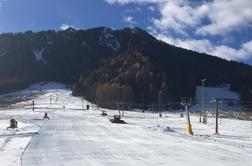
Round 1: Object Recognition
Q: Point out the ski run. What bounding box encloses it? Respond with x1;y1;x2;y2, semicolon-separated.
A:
0;82;251;166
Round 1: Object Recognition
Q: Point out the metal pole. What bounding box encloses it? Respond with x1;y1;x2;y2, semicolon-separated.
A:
200;79;206;122
202;80;205;115
82;98;84;110
32;101;35;111
185;105;191;125
200;84;203;122
19;88;22;101
202;79;207;124
122;103;125;117
185;102;193;135
159;91;162;117
215;99;219;135
117;102;121;118
142;94;145;113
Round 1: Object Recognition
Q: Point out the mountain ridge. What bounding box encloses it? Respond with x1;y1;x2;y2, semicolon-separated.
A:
0;26;252;105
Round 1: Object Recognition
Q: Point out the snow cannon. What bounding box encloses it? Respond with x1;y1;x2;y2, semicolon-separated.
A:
101;111;107;116
43;113;50;119
186;124;193;135
7;119;18;130
110;115;126;124
181;97;193;135
203;114;207;124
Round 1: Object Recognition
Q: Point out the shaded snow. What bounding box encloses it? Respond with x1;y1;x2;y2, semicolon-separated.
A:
81;41;86;46
0;51;7;57
33;49;46;63
195;86;241;111
46;41;53;45
196;85;240;101
129;27;140;34
99;28;120;51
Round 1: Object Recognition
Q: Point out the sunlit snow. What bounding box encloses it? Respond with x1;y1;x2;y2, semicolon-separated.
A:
0;82;251;166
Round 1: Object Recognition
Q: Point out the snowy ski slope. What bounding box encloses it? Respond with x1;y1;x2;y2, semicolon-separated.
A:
194;85;242;112
0;82;251;166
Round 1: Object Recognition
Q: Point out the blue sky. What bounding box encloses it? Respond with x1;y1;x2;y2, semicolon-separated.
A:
0;0;252;64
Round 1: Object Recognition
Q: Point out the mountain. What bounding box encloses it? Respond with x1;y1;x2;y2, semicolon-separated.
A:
0;27;252;106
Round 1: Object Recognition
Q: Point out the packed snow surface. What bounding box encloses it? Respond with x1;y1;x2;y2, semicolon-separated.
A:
0;82;251;166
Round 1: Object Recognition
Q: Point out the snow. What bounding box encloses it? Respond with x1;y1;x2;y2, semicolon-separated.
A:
64;27;78;33
33;49;46;63
129;27;140;34
99;28;120;51
195;86;242;111
81;41;86;46
0;51;7;57
46;41;53;45
196;85;240;102
0;82;252;166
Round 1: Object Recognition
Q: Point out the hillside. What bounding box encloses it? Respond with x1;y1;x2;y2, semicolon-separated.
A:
0;27;252;105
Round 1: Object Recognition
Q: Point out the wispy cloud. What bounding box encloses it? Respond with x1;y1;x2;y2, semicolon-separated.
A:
0;0;6;6
124;7;142;13
105;0;165;4
106;0;252;36
153;32;252;61
196;0;252;36
105;0;252;62
123;16;136;24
